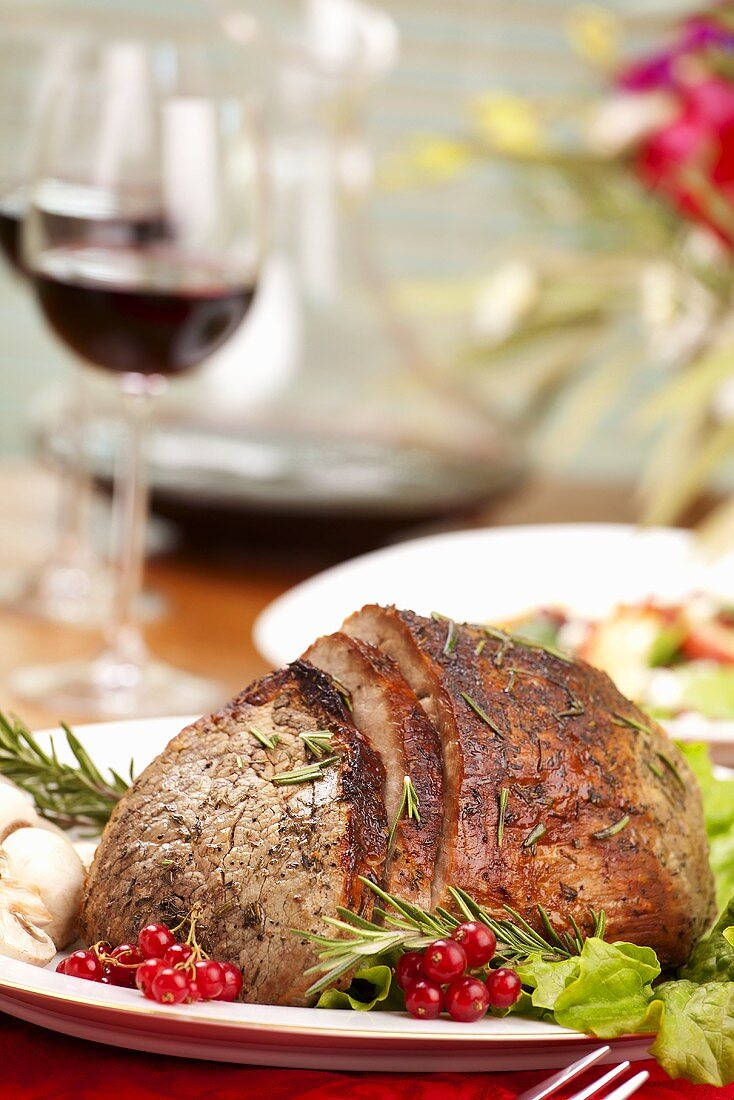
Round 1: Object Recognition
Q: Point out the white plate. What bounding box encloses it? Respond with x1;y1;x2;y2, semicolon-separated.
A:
254;522;734;763
0;716;654;1071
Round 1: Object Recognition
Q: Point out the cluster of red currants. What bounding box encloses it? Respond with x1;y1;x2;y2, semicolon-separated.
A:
396;921;522;1022
56;921;243;1006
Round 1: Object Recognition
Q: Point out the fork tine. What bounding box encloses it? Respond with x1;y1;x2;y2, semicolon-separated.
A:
568;1061;631;1100
516;1046;611;1100
600;1071;650;1100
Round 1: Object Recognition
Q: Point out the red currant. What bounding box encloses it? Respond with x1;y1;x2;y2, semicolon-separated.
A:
55;958;68;975
185;978;201;1004
151;966;189;1005
404;978;444;1020
135;957;165;1000
452;922;497;968
105;944;145;988
64;949;104;983
486;967;522;1009
193;959;225;1001
396;951;425;991
217;962;243;1002
421;939;467;984
138;922;176;959
445;976;490;1022
163;943;194;967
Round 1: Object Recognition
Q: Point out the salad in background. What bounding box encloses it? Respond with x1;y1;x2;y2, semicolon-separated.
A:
507;598;734;722
504;598;734;910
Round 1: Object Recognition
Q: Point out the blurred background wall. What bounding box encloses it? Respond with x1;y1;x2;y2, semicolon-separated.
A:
0;0;699;486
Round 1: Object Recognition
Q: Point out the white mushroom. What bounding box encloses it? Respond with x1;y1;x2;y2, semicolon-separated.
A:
2;828;85;949
0;783;40;843
0;852;56;967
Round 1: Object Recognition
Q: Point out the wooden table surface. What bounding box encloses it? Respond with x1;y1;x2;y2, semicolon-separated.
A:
0;462;639;730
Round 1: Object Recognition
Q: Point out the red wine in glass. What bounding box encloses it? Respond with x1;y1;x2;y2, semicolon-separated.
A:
34;247;256;376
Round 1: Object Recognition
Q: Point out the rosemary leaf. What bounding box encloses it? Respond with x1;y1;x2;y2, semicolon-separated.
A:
271;755;339;787
611;712;653;735
593;814;630;840
443;619;458;655
299;731;333;759
459;692;504;737
249;726;279;751
497;787;509;847
474;638;487;657
648;760;665;779
387;776;421;852
522;822;547;848
656;752;687;789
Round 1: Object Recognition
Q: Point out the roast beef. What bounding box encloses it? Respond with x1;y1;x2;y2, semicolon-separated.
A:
303;632;443;907
343;605;715;967
79;662;387;1006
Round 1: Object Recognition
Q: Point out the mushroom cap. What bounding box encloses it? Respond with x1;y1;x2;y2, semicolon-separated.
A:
2;828;85;950
0;853;56;967
0;784;40;843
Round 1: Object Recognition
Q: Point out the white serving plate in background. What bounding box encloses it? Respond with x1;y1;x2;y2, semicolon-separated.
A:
254;523;734;763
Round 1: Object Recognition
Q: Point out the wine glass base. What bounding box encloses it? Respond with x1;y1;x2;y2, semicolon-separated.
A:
10;654;225;719
0;567;166;627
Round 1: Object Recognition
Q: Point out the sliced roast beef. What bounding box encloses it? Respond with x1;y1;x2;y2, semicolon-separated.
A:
343;604;715;966
303;632;443;908
79;662;387;1006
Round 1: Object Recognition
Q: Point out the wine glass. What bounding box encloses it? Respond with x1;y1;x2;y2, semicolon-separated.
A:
0;27;114;625
12;34;265;716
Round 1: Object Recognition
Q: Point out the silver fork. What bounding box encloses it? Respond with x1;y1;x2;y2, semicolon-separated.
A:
516;1046;650;1100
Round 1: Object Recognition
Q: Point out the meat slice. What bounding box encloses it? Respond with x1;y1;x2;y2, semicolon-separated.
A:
303;632;443;907
79;662;387;1006
343;605;715;967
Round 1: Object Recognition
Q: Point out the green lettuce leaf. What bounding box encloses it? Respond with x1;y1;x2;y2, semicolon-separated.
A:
681;898;734;984
710;831;734;911
679;742;734;837
677;666;734;721
516;954;581;1010
650;980;734;1086
315;965;399;1011
551;939;661;1038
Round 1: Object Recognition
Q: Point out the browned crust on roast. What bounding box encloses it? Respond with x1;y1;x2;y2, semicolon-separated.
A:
79;664;387;1005
346;605;715;967
303;633;443;907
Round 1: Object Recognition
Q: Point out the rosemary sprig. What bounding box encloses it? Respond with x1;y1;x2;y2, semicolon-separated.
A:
592;814;630;840
497;787;509;847
0;712;130;832
272;755;339;787
387;776;421;851
249;726;279;751
297;879;608;995
459;692;504;737
299;731;333;759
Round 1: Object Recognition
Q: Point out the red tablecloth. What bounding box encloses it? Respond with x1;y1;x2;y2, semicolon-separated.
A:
3;1013;734;1100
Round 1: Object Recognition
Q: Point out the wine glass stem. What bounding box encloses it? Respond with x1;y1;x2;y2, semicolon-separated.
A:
53;376;92;568
105;380;153;668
